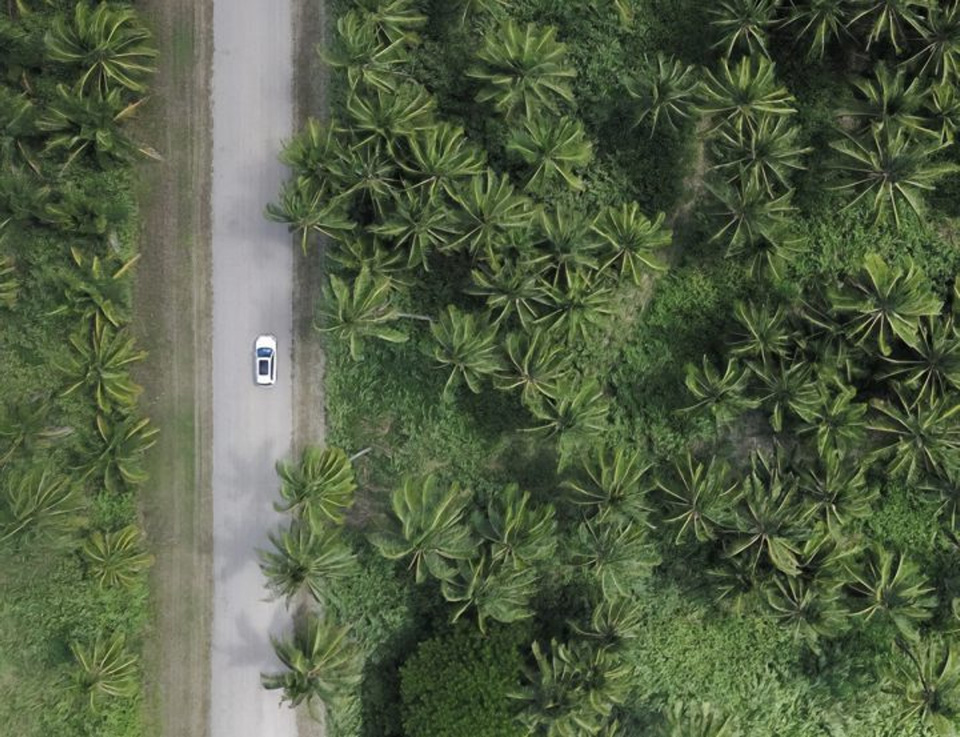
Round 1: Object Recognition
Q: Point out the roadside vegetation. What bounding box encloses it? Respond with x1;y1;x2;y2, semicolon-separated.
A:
0;2;157;736
263;0;960;735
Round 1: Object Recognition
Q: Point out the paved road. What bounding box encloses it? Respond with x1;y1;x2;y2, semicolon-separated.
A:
210;2;297;737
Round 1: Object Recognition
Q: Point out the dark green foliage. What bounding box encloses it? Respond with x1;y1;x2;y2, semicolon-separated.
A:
297;1;960;736
399;624;527;737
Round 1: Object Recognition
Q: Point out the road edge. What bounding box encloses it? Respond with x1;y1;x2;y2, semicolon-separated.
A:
133;2;214;736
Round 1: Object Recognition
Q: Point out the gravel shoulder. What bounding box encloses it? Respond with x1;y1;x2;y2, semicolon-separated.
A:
132;2;214;737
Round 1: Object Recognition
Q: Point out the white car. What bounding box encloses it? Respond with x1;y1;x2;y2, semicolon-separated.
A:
254;335;277;385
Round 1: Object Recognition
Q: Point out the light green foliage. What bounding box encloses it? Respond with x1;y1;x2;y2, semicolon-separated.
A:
262;613;363;716
81;525;154;589
260;521;358;603
317;267;408;360
70;632;139;712
429;305;502;398
467;20;576;119
45;2;157;98
275;446;358;527
368;475;475;583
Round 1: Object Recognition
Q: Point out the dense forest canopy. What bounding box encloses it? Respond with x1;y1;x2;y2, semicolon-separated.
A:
261;0;960;736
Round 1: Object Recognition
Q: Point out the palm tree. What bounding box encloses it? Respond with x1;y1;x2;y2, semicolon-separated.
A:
430;306;502;399
0;466;84;544
514;639;631;737
327;231;410;286
730;300;794;365
591;203;670;284
711;0;779;58
440;555;539;632
881;317;960;401
831;127;957;228
523;377;610;438
706;177;796;249
448;170;532;263
327;139;399;218
45;2;157;98
570;596;645;654
764;574;850;646
829;253;942;355
0;170;50;224
42;182;133;236
534;205;604;285
262;614;362;714
926;82;960;144
910;3;960;83
573;517;660;598
840;63;932;135
796;450;878;535
53;248;138;330
846;546;937;638
279;117;343;185
495;329;572;402
709;555;764;615
468;20;576;120
0;397;72;466
350;0;427;45
81;413;158;494
81;525;154;589
782;0;854;60
657;701;738;737
748;358;819;432
274;446;357;527
795;383;869;456
697;56;797;134
346;82;436;151
70;632;139;712
316;267;408;361
474;483;557;569
59;320;146;414
0;87;39;174
869;386;960;481
506;116;593;193
563;446;653;523
368;475;476;583
371;187;458;269
38;85;158;171
260;521;357;603
884;637;960;736
449;0;508;27
725;451;805;576
399;122;487;198
536;268;615;343
266;177;356;253
711;116;811;195
467;262;549;329
847;0;930;53
683;356;758;426
656;453;739;543
0;255;16;309
625;53;699;134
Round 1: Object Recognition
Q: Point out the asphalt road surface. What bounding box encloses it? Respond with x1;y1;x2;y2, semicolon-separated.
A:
210;2;297;736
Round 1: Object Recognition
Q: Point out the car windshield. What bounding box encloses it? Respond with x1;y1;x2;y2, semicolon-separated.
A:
258;359;270;376
257;347;273;357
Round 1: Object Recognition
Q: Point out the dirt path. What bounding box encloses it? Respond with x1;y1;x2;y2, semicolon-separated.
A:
132;2;213;737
